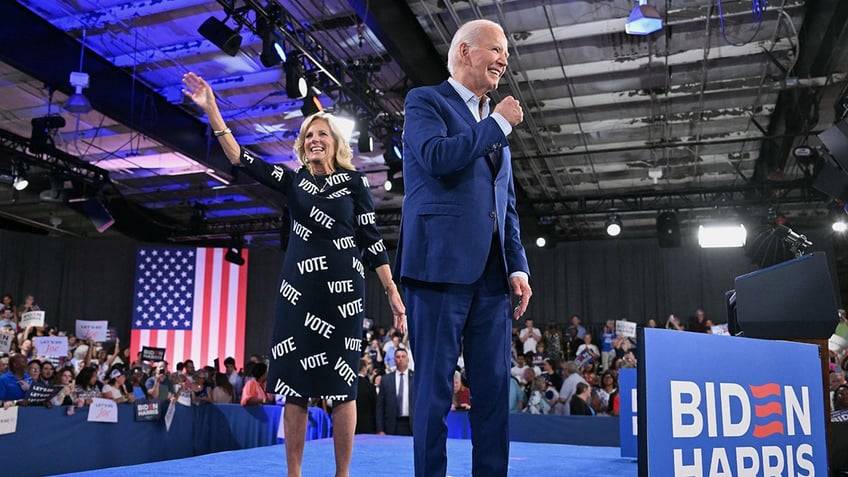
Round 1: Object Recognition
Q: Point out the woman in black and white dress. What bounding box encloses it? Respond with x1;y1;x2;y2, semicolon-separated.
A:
182;71;405;477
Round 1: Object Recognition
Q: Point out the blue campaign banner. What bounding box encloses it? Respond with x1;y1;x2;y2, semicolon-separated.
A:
619;367;637;459
641;328;827;476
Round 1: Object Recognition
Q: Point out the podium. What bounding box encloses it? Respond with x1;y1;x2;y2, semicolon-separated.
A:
728;251;840;474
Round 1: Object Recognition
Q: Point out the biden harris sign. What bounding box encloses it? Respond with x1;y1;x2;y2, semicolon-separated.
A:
638;328;827;477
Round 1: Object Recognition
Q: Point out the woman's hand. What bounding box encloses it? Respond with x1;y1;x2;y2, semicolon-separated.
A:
182;72;217;112
386;285;406;335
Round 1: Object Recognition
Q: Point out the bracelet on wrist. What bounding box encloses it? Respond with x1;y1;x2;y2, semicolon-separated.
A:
213;127;231;137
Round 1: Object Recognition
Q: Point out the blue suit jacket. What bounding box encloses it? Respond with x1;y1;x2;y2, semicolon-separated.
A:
395;81;529;285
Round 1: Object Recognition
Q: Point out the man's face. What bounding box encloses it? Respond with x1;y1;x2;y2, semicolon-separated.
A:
458;24;508;95
185;361;195;373
831;372;846;390
525;320;533;329
395;350;409;372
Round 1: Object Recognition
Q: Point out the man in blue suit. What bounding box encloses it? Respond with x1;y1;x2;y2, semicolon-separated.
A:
395;18;533;477
376;347;413;435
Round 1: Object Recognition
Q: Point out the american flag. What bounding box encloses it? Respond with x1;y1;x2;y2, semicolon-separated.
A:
129;246;248;369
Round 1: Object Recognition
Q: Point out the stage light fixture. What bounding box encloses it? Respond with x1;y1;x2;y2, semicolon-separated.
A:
65;71;92;114
198;16;242;57
284;58;308;99
12;163;29;191
300;88;324;117
383;136;403;163
225;246;245;266
258;18;285;67
357;122;373;153
605;214;622;237
625;0;663;36
383;162;404;194
698;224;747;248
834;221;848;233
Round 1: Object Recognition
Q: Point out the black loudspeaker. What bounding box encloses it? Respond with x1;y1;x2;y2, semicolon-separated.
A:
819;119;848;170
81;198;115;233
813;156;848;201
656;211;680;248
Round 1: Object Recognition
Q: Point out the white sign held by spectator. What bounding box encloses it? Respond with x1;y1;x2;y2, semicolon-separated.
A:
711;324;730;336
615;320;637;338
0;332;13;354
0;406;18;435
165;400;176;432
76;320;109;342
33;336;68;357
87;398;118;423
21;311;45;328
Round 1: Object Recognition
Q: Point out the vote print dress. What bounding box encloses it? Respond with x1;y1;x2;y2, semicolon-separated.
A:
238;148;389;401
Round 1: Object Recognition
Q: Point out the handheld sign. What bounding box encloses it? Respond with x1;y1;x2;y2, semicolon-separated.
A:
21;311;45;328
0;332;12;354
133;400;161;422
141;346;166;362
87;398;119;423
615;319;637;338
75;320;109;342
0;406;18;436
33;336;68;357
25;383;62;404
164;400;176;432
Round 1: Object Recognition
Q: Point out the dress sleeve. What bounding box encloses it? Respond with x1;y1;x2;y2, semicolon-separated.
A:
236;147;294;194
352;173;390;270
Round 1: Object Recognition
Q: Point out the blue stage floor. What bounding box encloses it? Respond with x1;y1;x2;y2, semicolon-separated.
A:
51;435;637;477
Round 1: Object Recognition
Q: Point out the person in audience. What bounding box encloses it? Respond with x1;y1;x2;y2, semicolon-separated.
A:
646;318;658;328
581;361;598;387
38;360;55;386
665;313;684;331
355;358;377;434
451;371;471;411
531;342;546;368
563;327;582;360
211;373;235;404
223;357;244;401
241;362;273;406
599;320;615;371
74;366;102;404
524;376;551;414
521;367;535;404
51;367;83;408
508;373;525;413
18;294;41;319
592;371;617;416
1;293;16;317
0;308;15;330
510;352;530;385
182;359;196;382
608;388;621;416
519;318;541;355
540;357;562;390
689;308;709;333
575;334;600;364
0;356;8;375
568;314;587;340
543;322;563;360
129;367;149;400
101;367;134;404
833;384;848;422
0;353;31;404
383;333;401;372
570;382;594;416
146;361;173;401
555;361;587;415
376;347;413;436
608;356;624;379
26;359;41;386
831;370;846;404
190;369;212;405
95;339;121;382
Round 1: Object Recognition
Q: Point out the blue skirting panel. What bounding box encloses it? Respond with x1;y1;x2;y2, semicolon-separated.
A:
2;403;331;477
447;411;620;447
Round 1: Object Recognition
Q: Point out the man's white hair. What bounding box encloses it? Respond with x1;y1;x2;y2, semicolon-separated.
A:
446;19;504;76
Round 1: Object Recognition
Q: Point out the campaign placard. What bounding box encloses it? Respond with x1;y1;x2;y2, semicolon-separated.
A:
25;383;62;404
20;311;45;328
710;323;730;336
141;346;166;362
164;399;176;432
618;368;637;459
75;320;108;342
0;406;18;436
87;398;118;423
0;332;12;354
615;319;637;338
574;349;594;369
133;400;161;422
33;336;68;357
638;328;827;476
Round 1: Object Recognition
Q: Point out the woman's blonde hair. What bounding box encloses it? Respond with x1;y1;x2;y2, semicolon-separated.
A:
293;112;355;172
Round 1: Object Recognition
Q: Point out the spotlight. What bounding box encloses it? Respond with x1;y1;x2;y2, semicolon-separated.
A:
284;58;308;99
225;247;245;266
300;88;323;117
383;162;404;194
12;163;28;191
358;122;373;153
198;16;242;57
698;224;747;248
834;221;848;233
383;136;403;163
625;0;663;36
65;72;92;114
656;211;680;248
30;115;66;153
258;18;285;67
605;214;622;237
